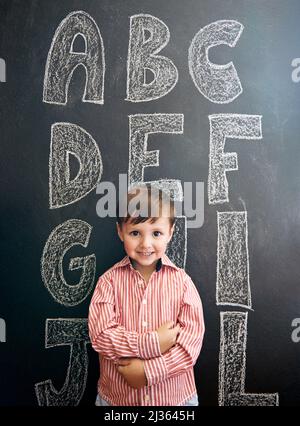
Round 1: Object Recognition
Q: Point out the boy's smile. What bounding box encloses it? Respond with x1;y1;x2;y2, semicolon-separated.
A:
117;217;174;278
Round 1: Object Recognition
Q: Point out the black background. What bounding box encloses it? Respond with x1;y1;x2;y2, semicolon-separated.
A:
0;0;300;406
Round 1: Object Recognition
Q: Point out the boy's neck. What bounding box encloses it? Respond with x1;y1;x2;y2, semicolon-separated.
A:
130;258;159;281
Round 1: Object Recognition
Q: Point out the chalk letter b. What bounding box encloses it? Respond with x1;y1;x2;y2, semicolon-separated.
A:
127;14;178;102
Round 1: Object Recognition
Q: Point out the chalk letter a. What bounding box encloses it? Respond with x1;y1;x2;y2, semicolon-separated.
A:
43;11;105;105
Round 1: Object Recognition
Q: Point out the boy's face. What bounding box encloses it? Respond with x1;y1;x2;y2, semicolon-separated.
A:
116;217;174;272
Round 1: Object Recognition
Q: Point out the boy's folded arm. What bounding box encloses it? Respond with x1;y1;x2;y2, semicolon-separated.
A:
88;277;161;361
144;277;205;386
89;318;161;361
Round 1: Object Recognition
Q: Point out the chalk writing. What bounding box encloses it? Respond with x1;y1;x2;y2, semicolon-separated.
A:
35;319;89;406
189;20;243;104
127;14;178;102
217;211;251;309
49;122;103;208
128;113;184;185
166;216;187;269
219;312;279;406
0;58;6;83
0;318;6;343
43;11;105;105
208;114;262;204
41;219;96;307
128;114;186;267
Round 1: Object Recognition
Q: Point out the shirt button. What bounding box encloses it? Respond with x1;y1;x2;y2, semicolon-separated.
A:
145;395;150;402
142;299;147;304
142;321;147;327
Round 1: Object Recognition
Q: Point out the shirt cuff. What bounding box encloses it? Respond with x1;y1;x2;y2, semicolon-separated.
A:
138;331;161;359
144;356;168;386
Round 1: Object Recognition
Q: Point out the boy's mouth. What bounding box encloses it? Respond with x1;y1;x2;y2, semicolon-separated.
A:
137;252;154;256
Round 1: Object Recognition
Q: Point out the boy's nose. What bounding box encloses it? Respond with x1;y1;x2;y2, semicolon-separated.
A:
140;236;152;248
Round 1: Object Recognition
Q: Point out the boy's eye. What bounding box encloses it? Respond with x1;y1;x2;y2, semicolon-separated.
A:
153;231;162;237
130;230;140;236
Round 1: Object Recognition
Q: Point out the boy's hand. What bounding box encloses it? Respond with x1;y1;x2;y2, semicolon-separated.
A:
118;358;147;389
156;321;180;354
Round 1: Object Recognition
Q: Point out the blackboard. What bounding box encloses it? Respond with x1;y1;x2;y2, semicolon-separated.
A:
1;0;300;406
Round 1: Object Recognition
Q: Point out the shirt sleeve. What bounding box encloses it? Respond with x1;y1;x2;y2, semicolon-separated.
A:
144;274;205;385
88;274;161;362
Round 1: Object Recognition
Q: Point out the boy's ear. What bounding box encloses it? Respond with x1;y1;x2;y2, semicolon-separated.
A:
116;222;124;242
168;224;175;242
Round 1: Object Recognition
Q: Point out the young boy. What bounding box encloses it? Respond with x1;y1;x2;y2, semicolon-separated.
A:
88;184;205;406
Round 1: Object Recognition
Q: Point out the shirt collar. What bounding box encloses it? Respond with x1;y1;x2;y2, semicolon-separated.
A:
113;253;179;272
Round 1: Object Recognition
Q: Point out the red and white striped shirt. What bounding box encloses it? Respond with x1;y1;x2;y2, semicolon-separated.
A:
88;253;205;406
